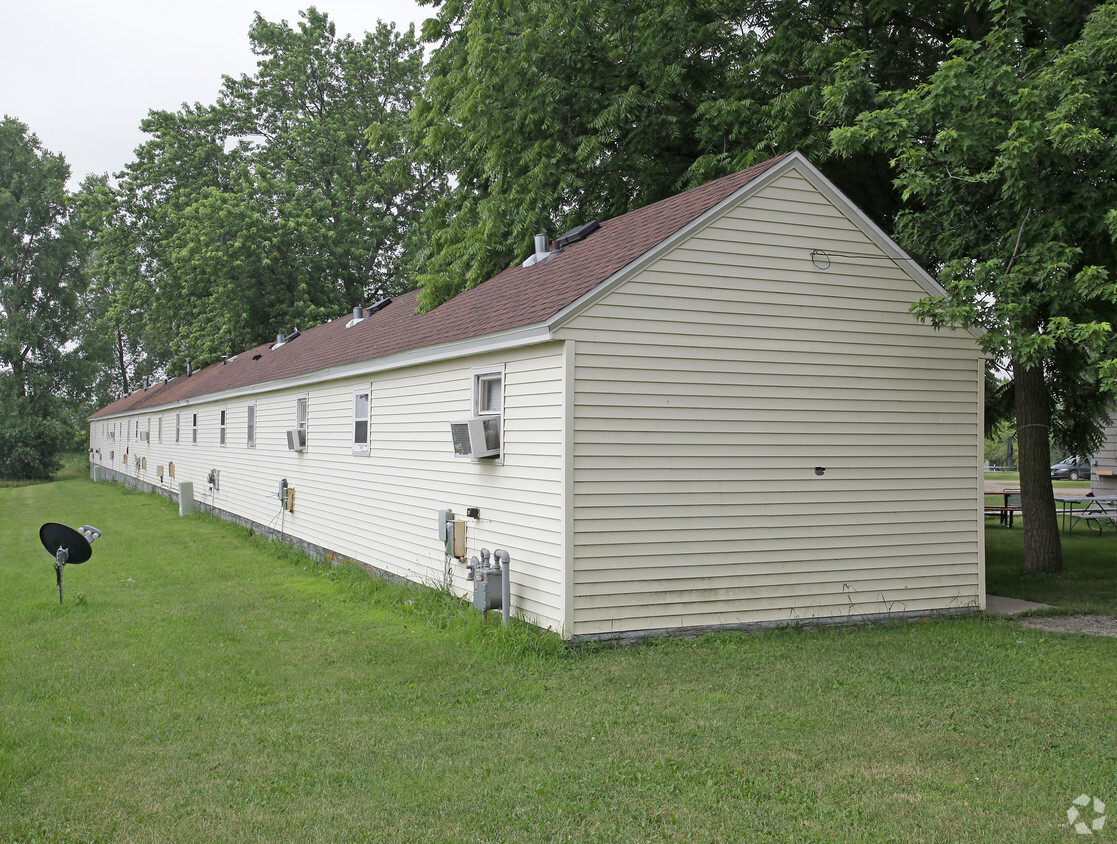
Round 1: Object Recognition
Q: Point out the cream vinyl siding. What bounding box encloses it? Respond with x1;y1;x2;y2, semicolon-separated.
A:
1095;417;1117;494
557;167;983;637
89;344;568;633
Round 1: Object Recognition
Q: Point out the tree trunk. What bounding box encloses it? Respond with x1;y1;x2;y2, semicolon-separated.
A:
116;330;129;395
1013;357;1063;573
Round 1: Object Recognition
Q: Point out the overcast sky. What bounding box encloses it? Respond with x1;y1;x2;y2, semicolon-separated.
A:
2;0;429;185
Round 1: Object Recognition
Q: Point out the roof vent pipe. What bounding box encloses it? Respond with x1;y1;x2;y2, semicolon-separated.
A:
346;305;369;328
522;233;552;268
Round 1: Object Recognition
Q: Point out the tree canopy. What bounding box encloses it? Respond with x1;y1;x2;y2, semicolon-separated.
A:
0;118;89;479
832;1;1117;571
96;8;433;379
410;0;984;309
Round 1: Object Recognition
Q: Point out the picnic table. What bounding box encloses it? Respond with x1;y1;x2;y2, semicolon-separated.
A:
985;489;1023;527
1053;495;1117;534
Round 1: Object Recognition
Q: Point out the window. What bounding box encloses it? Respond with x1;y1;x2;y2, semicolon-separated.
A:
192;412;198;444
353;389;370;453
219;409;227;446
158;415;163;444
473;367;503;416
470;366;504;459
175;413;181;443
296;396;308;445
135;420;141;439
247;402;256;448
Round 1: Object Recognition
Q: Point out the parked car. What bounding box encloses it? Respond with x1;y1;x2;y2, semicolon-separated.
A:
1051;456;1091;481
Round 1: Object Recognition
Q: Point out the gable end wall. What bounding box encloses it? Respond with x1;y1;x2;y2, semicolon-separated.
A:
558;166;985;638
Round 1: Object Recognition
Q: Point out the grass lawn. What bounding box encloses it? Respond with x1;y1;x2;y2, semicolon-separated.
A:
985;519;1117;615
2;468;1115;842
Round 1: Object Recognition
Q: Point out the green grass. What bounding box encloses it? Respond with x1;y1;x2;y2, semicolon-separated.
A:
986;522;1117;614
2;476;1116;842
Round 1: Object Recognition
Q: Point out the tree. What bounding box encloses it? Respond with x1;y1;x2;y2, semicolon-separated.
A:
410;0;980;309
411;0;736;307
0;117;88;479
99;8;434;379
832;1;1117;572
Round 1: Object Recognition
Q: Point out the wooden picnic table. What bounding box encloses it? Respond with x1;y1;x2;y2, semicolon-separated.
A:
985;489;1023;528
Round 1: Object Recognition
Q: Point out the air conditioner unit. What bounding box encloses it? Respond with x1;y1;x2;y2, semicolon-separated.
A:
286;428;307;451
450;416;501;459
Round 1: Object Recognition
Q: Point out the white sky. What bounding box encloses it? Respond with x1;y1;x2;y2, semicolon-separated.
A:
1;0;430;185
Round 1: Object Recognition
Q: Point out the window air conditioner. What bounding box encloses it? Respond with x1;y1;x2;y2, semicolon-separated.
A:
450;416;501;459
286;428;307;451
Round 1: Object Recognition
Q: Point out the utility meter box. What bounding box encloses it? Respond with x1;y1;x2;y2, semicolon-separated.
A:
449;520;466;558
437;509;466;558
473;569;502;612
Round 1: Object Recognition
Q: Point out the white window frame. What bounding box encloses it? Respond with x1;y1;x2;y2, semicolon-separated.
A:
247;401;256;448
192;412;198;445
219;408;227;446
296;396;309;448
158;415;163;444
352;388;371;454
473;365;504;417
471;365;504;462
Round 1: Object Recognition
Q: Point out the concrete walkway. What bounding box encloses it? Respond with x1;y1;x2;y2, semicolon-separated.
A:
985;595;1053;614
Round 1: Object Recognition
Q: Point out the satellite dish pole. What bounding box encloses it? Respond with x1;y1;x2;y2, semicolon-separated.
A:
39;523;102;605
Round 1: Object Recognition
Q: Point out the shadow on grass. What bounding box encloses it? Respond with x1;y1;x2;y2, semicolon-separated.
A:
984;521;1117;614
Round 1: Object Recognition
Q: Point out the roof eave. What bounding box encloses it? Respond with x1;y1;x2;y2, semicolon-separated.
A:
88;322;555;420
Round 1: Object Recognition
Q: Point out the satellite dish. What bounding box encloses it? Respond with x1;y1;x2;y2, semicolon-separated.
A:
39;522;102;604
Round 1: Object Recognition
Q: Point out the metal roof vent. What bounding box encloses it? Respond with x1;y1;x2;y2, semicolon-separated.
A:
345;298;390;328
522;233;553;268
345;306;367;328
556;220;599;248
271;329;300;350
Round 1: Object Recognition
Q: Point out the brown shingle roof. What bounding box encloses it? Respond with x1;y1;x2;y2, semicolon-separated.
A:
92;154;790;419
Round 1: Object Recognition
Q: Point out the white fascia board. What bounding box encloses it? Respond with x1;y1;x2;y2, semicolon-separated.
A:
548;151;981;340
94;323;554;419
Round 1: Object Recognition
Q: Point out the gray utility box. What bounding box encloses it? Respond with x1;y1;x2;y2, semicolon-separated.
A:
473;570;502;612
179;481;195;516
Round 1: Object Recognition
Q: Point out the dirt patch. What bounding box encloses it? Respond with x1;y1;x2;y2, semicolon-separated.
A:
1019;615;1117;638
